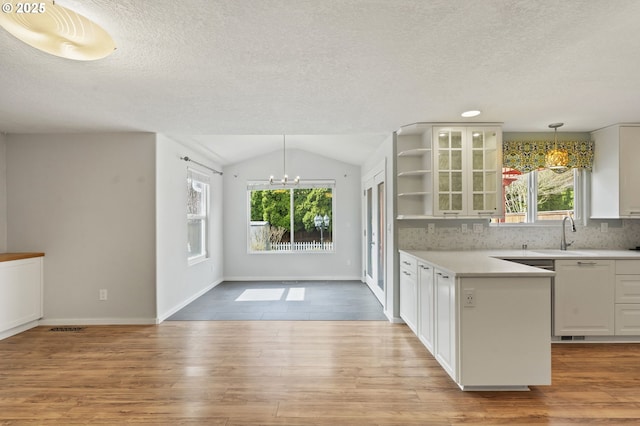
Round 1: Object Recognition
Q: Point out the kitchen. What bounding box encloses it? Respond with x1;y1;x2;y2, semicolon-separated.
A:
2;1;640;422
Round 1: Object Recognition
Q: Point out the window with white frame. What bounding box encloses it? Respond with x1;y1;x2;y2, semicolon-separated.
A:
494;168;583;224
248;181;335;252
187;169;210;262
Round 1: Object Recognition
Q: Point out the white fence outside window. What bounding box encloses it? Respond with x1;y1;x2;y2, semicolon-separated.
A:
270;241;334;251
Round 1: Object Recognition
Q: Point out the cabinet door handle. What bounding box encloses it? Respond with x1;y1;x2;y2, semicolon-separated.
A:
403;271;412;276
420;265;431;270
443;212;459;216
402;260;411;265
577;261;597;266
436;272;450;279
476;211;494;216
629;211;640;215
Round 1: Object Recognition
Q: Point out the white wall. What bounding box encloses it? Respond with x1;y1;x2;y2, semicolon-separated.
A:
6;133;157;324
0;133;6;252
223;148;361;280
155;134;224;320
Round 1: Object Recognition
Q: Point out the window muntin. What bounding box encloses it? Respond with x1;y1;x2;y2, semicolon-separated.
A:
248;182;334;252
498;168;579;224
187;169;209;262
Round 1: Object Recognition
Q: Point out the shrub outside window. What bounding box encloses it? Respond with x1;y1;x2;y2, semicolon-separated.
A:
248;181;335;252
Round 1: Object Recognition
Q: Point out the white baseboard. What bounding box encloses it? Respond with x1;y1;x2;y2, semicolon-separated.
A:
156;278;223;323
223;276;362;282
39;318;157;326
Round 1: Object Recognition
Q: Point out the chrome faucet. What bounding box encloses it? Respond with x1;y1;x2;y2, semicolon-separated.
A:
560;214;576;250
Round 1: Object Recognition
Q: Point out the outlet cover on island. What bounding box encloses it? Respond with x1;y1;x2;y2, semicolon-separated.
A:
461;223;468;233
428;223;435;234
473;223;483;233
99;289;108;301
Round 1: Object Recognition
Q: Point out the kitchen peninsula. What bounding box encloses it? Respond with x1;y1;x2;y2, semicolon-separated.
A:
400;248;640;391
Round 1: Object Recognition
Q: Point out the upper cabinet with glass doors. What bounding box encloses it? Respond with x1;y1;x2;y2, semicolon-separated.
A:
395;123;503;219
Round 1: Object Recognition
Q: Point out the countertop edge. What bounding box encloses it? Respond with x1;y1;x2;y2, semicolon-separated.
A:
0;253;45;263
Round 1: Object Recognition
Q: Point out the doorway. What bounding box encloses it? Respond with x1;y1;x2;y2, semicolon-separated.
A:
363;165;386;305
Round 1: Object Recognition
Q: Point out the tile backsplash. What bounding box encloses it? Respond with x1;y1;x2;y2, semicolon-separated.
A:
399;220;640;251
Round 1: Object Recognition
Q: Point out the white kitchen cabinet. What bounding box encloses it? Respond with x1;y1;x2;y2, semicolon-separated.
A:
434;126;502;218
554;259;615;336
395;123;502;219
399;253;418;333
0;255;44;340
615;260;640;335
417;261;434;354
591;125;640;219
434;268;457;381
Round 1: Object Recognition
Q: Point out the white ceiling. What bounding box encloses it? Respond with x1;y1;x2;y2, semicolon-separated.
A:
1;0;640;165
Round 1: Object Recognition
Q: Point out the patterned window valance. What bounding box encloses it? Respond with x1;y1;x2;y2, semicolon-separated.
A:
503;140;594;173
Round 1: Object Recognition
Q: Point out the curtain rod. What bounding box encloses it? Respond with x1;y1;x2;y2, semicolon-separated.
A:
180;156;223;175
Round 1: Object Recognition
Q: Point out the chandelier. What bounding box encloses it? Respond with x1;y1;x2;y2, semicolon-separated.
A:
269;135;299;185
545;122;569;171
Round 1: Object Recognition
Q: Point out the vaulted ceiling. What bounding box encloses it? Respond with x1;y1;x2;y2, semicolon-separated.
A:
1;0;639;165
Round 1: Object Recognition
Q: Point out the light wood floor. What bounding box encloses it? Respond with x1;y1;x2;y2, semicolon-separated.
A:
1;322;640;425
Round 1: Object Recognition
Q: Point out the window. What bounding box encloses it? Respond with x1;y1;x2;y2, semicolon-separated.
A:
187;169;210;263
248;181;335;252
496;168;582;224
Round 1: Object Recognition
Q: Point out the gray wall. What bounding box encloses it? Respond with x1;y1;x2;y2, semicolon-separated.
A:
155;134;224;320
6;133;157;324
223;148;361;280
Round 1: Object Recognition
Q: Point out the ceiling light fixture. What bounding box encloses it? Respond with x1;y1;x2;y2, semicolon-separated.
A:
545;122;569;171
461;110;481;118
0;0;116;61
270;135;299;185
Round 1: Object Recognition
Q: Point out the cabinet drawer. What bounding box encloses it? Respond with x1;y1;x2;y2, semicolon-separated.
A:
616;260;640;275
399;253;418;276
615;275;640;303
615;304;640;335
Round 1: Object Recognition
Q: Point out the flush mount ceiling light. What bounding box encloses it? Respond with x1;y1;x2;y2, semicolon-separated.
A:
545;122;569;171
461;110;481;118
0;0;116;61
269;135;300;185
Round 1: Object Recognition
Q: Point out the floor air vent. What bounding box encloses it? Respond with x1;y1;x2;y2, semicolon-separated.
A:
49;327;84;332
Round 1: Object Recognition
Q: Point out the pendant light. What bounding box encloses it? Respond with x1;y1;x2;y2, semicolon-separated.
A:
545;122;569;171
269;135;299;185
0;0;116;61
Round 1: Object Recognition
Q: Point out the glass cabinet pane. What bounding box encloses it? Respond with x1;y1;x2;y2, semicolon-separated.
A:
452;194;463;210
473;194;484;210
472;151;483;170
473;172;483;191
439;194;450;210
451;172;463;192
451;132;462;148
451;150;462;170
439;151;450;169
439;172;450;191
472;131;484;149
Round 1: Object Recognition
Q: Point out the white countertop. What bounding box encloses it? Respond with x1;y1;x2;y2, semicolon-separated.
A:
400;249;640;278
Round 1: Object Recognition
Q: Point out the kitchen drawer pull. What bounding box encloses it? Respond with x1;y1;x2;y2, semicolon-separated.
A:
420;265;431;270
577;261;597;266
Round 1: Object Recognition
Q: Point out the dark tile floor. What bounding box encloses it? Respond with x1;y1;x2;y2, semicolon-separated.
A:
167;280;386;321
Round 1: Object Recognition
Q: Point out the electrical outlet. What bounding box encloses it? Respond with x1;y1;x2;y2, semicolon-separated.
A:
463;289;475;307
461;223;468;233
99;289;108;301
428;223;435;234
473;223;483;233
601;222;608;233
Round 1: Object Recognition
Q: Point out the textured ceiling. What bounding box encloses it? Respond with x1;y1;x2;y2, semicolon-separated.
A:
1;0;640;165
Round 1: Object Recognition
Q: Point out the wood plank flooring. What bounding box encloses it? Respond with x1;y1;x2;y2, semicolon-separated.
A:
1;322;640;425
